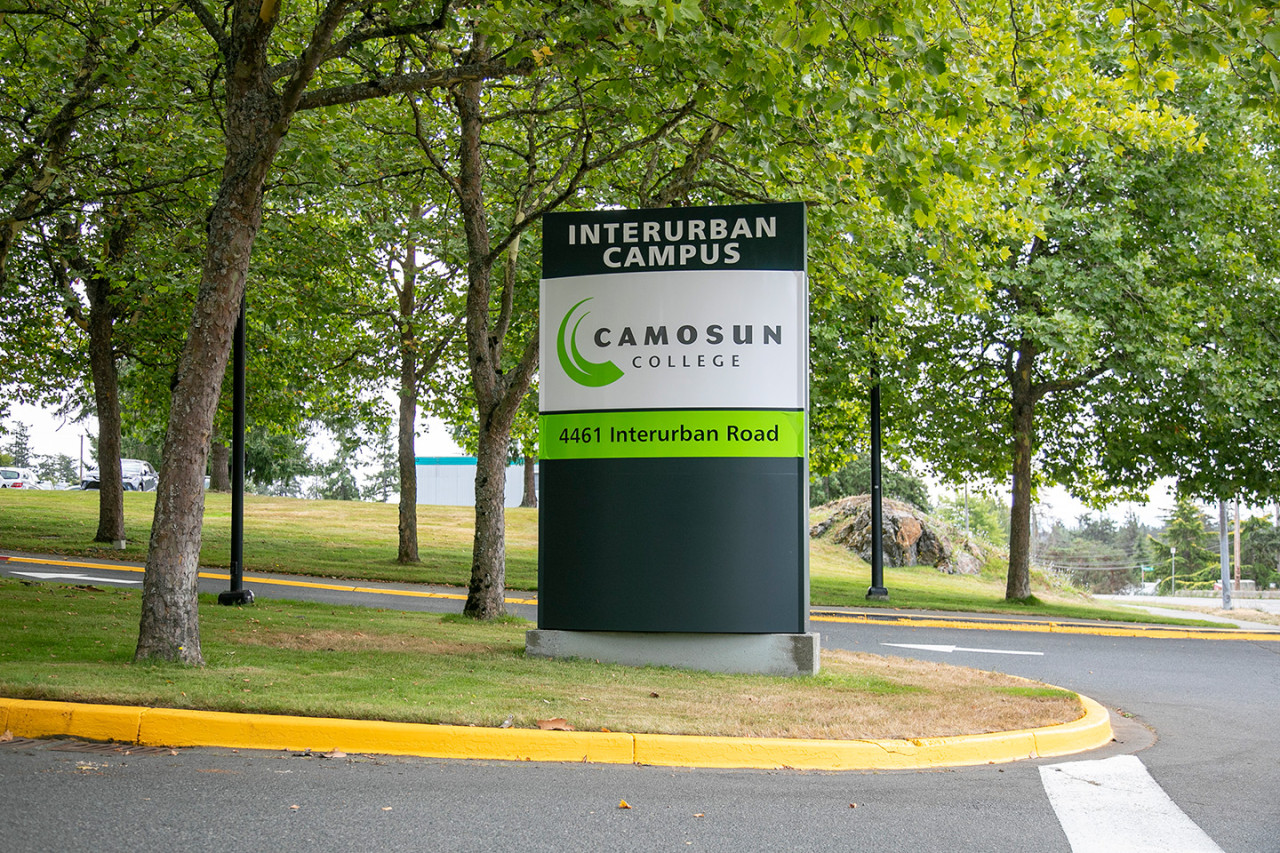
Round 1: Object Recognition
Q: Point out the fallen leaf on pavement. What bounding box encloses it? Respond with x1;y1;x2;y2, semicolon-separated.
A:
0;730;13;743
536;718;574;731
618;800;632;810
322;749;347;759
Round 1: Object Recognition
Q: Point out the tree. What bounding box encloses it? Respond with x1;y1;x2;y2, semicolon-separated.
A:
1;3;220;543
333;184;464;563
1117;511;1155;570
892;59;1280;600
34;453;77;486
1240;515;1280;589
810;457;931;511
0;2;189;280
387;206;461;561
311;437;362;501
1151;493;1218;591
243;428;311;497
934;490;1011;546
2;422;34;467
137;0;529;663
425;9;759;618
362;422;400;504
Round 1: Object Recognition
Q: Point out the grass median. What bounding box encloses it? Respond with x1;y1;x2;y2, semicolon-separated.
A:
0;489;1220;625
0;578;1082;740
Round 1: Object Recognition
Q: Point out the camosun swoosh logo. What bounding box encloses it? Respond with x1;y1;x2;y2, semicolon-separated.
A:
557;297;624;387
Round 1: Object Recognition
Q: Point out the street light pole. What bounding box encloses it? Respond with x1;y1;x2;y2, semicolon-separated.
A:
866;374;888;601
218;294;254;607
866;312;888;601
1170;546;1176;596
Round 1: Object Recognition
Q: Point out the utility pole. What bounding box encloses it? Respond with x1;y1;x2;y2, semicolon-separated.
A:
1233;498;1242;591
1219;500;1232;611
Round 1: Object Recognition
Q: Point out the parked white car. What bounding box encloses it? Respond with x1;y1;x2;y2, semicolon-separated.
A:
0;467;41;489
80;458;159;492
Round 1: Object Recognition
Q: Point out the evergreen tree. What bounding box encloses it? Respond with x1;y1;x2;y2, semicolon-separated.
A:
810;458;931;511
1151;494;1218;591
34;453;77;487
2;422;33;467
362;424;400;504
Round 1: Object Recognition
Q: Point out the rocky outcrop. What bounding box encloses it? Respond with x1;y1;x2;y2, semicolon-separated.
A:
810;495;987;574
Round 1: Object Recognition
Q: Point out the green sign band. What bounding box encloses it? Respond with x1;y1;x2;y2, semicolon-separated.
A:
541;410;805;460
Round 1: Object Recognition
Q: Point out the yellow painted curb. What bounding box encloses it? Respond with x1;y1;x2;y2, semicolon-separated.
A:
0;697;143;744
631;694;1111;770
137;707;635;764
0;693;1112;771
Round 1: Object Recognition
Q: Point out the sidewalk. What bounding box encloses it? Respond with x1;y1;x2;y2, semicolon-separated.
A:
1094;595;1280;633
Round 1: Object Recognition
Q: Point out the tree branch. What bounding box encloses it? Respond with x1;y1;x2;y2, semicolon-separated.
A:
181;0;227;52
296;58;534;111
268;0;456;83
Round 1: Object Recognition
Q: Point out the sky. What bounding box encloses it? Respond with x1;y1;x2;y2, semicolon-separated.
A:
8;403;90;466
1031;482;1176;529
5;402;463;470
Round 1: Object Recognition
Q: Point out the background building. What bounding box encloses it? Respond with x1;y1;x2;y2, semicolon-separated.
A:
414;457;533;507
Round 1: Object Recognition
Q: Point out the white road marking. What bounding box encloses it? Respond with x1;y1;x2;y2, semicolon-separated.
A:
880;642;1044;656
1041;755;1223;852
10;571;142;585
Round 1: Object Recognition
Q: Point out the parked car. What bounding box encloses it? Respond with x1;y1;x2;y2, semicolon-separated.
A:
80;458;159;492
0;467;41;489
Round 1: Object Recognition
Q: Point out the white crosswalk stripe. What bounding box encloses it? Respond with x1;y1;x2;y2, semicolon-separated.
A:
1041;755;1223;852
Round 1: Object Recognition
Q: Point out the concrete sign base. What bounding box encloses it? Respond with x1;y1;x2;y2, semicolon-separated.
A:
526;630;820;677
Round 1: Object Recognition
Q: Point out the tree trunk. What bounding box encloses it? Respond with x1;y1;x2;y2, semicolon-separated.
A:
397;221;420;563
138;157;273;663
85;266;125;544
456;61;509;620
137;5;288;665
209;439;231;491
1006;340;1037;601
520;453;537;508
452;54;540;619
467;422;510;618
397;388;420;563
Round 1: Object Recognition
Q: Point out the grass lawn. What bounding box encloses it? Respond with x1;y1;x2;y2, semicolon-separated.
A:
0;489;1212;625
0;578;1082;739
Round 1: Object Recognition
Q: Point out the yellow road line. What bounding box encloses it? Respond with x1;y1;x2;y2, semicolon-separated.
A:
811;612;1280;642
0;555;538;606
6;554;1272;637
1;555;140;572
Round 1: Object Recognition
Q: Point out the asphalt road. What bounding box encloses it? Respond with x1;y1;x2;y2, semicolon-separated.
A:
2;553;1278;852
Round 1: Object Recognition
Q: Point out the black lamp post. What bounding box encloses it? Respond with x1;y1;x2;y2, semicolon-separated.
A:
219;294;254;606
866;370;889;601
